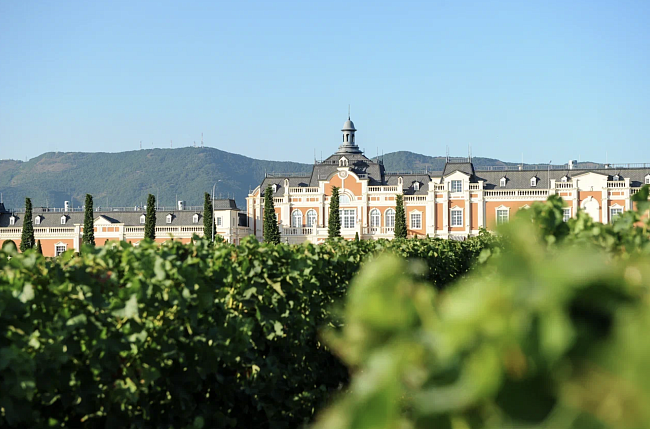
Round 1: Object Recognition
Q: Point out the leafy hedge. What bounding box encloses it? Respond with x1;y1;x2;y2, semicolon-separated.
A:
313;186;650;429
0;234;493;428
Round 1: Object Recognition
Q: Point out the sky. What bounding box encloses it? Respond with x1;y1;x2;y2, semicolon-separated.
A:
0;0;648;165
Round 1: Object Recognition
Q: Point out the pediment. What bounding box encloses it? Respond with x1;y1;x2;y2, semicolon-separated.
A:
94;215;116;225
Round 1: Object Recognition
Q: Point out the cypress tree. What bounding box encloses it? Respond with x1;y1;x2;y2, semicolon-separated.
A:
394;193;407;238
328;186;341;239
20;197;35;251
203;192;215;241
145;194;156;240
354;231;359;241
82;194;95;246
36;240;43;254
263;185;280;244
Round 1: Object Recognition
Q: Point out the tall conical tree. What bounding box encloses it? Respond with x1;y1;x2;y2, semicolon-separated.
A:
36;240;43;255
82;194;95;246
394;193;407;238
354;231;360;241
20;197;35;251
145;194;156;240
203;192;215;242
328;186;341;239
263;185;280;244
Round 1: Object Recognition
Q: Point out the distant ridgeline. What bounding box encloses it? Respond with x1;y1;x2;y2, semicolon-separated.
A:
0;147;599;210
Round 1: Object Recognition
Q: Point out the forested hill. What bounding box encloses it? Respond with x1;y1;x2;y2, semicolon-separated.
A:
0;148;591;210
0;148;311;210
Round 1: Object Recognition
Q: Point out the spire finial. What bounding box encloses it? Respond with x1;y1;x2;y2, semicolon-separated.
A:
348;104;350;120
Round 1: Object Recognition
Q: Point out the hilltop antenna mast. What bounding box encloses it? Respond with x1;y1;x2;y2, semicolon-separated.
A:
348;104;351;119
201;133;204;148
140;140;142;150
171;140;173;148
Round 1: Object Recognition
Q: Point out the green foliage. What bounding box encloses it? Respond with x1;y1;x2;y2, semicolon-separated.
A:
2;239;17;252
35;240;42;255
19;197;34;252
0;234;492;428
202;192;214;241
354;231;359;241
328;187;341;239
394;193;407;238
145;194;156;240
313;192;650;429
83;194;95;246
263;185;280;244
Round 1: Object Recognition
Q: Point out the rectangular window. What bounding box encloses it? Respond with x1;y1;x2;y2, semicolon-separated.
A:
496;209;509;225
339;209;356;229
450;180;462;193
55;245;66;256
563;208;571;222
610;207;623;221
410;212;422;229
450;209;463;227
216;217;223;226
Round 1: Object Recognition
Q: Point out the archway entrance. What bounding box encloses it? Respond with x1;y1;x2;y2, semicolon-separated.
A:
581;198;600;222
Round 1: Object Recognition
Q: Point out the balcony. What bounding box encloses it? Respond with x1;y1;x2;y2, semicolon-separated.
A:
404;196;427;202
607;181;626;188
288;187;320;194
555;183;573;189
484;189;549;198
368;186;398;192
363;226;395;235
282;227;314;236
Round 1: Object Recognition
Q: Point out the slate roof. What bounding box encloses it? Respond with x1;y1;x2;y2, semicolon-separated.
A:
442;162;475;178
0;199;239;228
475;168;650;189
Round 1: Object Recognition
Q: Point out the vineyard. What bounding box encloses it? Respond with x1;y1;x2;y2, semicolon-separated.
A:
1;187;649;429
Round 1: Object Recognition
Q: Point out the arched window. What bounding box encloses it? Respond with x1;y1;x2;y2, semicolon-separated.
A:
413;182;420;191
385;208;395;228
272;184;278;193
166;214;173;224
370;208;381;227
291;210;303;227
339;194;351;204
306;209;317;227
9;215;15;226
530;177;537;187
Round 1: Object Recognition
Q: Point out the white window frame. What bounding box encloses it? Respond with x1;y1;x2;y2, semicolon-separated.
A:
499;177;507;187
60;215;66;225
55;242;67;257
645;174;650;185
166;214;172;224
291;210;303;227
369;208;381;228
306;209;317;228
193;213;199;224
216;216;223;227
495;206;509;225
272;184;278;193
450;180;462;193
140;215;145;224
530;177;537;187
613;174;620;181
339;194;351;204
34;216;41;225
339;208;356;229
562;208;571;222
9;216;15;226
610;205;623;222
410;211;422;229
450;207;463;227
561;176;568;183
413;182;420;191
385;208;395;228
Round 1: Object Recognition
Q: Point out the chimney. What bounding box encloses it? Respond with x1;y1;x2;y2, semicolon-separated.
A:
64;201;70;212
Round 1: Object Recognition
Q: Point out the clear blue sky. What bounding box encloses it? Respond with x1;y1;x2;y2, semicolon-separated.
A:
1;0;648;165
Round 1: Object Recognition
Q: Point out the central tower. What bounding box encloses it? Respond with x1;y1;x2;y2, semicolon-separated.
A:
336;117;362;154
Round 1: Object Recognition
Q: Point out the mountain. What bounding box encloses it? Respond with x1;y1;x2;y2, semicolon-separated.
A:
0;148;597;210
0;148;311;210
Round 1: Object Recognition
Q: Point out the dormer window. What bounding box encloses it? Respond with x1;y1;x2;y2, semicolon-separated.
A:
339;157;349;167
140;214;145;224
60;215;66;225
272;184;278;193
613;174;620;181
193;213;199;224
530;177;537;187
413;182;420;191
166;214;172;224
561;176;568;183
500;177;507;187
9;215;15;226
645;174;650;185
34;216;41;225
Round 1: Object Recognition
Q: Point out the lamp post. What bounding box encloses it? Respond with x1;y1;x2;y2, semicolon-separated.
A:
548;161;552;189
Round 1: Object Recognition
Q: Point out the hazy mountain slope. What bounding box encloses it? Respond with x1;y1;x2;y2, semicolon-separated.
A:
0;148;311;210
375;151;516;172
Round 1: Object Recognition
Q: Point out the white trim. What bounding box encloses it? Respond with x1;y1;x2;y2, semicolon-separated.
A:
60;215;67;225
450;206;463;227
192;213;199;224
645;174;650;185
291;209;303;227
495;205;510;225
54;241;67;256
450;179;462;193
34;215;42;225
166;214;173;224
306;209;317;228
562;207;571;222
409;209;422;229
140;214;146;224
9;215;15;226
530;177;537;187
610;203;624;222
384;208;395;228
499;177;506;187
369;208;381;228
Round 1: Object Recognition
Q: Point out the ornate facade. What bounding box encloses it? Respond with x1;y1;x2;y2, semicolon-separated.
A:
246;118;650;243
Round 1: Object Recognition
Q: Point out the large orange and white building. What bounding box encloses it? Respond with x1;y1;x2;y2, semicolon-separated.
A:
0;199;249;257
246;118;650;243
2;118;649;254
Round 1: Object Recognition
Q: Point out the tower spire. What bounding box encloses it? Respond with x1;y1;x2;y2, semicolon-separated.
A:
348;104;350;120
